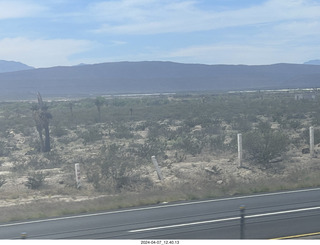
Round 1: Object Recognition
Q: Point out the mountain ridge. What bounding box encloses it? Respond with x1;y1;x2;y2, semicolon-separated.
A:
0;61;319;99
304;60;320;65
0;60;34;73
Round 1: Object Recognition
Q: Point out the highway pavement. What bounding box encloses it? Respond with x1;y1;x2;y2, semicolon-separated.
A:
1;187;320;239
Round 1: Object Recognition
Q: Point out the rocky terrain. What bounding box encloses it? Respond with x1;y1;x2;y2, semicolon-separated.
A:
0;91;319;222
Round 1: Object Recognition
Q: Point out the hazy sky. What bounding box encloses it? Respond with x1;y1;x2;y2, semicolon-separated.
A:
0;0;319;68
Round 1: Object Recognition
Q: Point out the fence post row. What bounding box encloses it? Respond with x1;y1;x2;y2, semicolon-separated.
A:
310;126;314;158
75;163;81;189
237;133;243;168
151;156;164;181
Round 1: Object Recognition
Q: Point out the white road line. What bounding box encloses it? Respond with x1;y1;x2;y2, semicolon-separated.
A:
129;206;320;233
247;206;320;218
129;217;240;232
1;187;320;228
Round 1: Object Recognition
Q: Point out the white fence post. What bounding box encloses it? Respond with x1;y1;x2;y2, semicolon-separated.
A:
151;156;164;181
75;163;81;189
237;133;243;167
310;126;315;157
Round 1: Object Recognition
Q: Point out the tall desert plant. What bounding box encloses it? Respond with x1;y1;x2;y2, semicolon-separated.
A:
94;96;106;122
32;92;52;152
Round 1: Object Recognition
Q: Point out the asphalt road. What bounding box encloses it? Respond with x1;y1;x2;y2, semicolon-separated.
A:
1;187;320;239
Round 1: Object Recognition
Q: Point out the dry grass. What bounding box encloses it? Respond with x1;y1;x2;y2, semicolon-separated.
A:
1;165;320;224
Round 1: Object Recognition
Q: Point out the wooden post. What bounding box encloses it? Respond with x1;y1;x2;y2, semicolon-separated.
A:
151;156;164;181
237;133;243;167
75;163;81;189
310;126;314;157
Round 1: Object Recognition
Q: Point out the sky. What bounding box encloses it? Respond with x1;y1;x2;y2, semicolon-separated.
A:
0;0;319;68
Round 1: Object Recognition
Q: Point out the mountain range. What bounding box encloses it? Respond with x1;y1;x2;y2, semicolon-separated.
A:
0;60;34;73
0;60;319;100
304;60;320;65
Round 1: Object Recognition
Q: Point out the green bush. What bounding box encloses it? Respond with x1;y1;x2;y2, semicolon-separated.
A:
0;175;6;188
112;124;134;139
209;134;226;152
135;138;167;159
25;172;48;189
86;143;147;193
79;127;102;144
0;141;10;157
231;116;252;132
52;125;68;137
243;122;289;166
173;135;204;156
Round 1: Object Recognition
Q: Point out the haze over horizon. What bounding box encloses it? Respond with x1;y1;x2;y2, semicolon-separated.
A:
0;0;319;68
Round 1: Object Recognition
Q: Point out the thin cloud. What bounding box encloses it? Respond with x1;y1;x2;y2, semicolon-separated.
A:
0;0;319;66
90;0;210;34
0;1;46;19
0;37;95;67
166;41;320;65
90;0;320;35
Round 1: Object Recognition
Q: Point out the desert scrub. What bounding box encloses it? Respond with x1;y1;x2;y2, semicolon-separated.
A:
208;134;227;152
25;171;48;189
111;124;134;139
134;138;167;160
78;126;102;144
0;175;6;188
86;143;149;193
51;123;68;137
0;140;10;157
1;91;320;223
243;121;289;167
173;135;204;156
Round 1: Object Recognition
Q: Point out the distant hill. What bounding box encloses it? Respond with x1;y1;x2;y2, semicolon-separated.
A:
0;61;320;99
0;60;34;73
304;60;320;65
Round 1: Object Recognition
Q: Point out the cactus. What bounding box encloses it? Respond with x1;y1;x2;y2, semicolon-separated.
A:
32;92;52;152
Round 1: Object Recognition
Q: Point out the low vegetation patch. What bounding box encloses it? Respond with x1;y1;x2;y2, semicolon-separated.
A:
0;91;319;222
